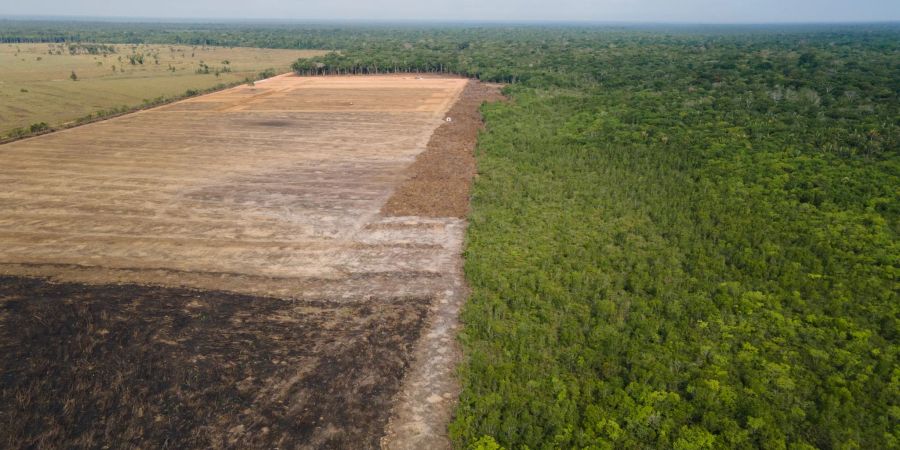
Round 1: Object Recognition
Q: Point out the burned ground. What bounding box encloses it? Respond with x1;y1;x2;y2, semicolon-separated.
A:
0;276;429;449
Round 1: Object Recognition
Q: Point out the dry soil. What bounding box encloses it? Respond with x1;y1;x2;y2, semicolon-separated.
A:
0;73;501;449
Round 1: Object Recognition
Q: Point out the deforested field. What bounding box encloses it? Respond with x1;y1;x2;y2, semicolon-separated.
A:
0;43;327;137
2;21;897;450
0;74;495;448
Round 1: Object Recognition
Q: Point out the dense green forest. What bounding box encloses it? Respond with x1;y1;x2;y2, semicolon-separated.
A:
3;20;898;449
452;37;898;450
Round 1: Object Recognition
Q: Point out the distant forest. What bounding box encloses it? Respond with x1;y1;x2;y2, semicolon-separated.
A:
2;20;898;449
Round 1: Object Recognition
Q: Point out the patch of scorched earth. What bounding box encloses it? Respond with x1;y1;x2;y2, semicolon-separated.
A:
0;276;428;449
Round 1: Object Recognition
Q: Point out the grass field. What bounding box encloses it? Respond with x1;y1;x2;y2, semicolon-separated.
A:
0;43;326;136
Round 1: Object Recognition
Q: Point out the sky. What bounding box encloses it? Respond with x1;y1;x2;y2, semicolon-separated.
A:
1;0;899;23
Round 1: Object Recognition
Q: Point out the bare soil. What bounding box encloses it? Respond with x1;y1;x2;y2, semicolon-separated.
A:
0;75;498;449
379;81;504;449
0;74;467;297
0;276;428;449
382;82;505;218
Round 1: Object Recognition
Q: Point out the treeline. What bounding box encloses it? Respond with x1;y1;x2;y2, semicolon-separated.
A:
286;25;900;88
0;20;350;48
283;25;900;448
3;20;897;86
66;43;116;55
289;23;897;448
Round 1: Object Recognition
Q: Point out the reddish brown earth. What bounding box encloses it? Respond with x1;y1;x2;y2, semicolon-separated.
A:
0;74;502;449
383;81;505;218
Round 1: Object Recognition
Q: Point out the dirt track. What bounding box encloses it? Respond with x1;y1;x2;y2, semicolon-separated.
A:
0;74;500;448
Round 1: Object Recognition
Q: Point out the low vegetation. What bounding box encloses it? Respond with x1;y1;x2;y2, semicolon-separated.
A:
0;42;325;138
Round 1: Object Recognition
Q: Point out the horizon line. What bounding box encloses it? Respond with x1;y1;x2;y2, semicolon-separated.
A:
2;14;900;27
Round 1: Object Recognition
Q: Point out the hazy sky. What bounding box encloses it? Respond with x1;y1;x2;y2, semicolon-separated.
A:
2;0;899;23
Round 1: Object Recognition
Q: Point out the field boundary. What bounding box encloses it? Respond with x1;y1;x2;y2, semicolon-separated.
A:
0;74;273;146
380;81;505;450
381;81;506;218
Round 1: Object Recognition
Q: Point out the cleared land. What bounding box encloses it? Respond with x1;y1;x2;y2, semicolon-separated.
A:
0;43;326;135
0;74;501;448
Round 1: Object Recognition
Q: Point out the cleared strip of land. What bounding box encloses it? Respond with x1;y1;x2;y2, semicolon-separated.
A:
0;74;494;448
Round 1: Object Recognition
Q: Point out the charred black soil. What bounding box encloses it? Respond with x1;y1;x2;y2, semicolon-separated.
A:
0;276;429;449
